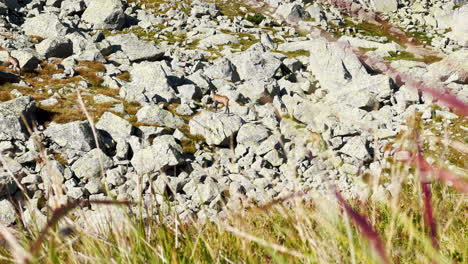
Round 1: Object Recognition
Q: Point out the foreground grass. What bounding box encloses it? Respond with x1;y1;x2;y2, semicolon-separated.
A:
0;125;466;264
0;181;466;263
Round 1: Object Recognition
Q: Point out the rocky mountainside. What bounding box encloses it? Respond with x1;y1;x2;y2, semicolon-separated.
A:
0;0;466;227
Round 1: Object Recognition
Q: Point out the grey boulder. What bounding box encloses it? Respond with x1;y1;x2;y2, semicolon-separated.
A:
71;148;113;179
136;105;185;129
229;48;283;81
131;135;183;174
107;33;164;62
189;110;244;145
96;112;133;140
204;58;240;82
120;62;177;103
0;96;36;141
82;0;125;30
275;3;308;21
44;121;97;152
36;37;73;58
0;199;16;226
22;14;69;38
237;123;271;149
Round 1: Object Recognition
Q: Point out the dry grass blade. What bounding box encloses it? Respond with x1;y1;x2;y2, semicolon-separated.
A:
0;223;32;264
220;223;305;258
335;190;390;264
430;136;468;154
421;182;438;250
256;189;309;211
30;199;132;255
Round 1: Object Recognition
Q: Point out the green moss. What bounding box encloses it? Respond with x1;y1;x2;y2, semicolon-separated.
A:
384;50;442;64
358;47;377;53
246;13;265;25
407;30;434;45
384;51;416;61
211;0;251;17
274;49;310;58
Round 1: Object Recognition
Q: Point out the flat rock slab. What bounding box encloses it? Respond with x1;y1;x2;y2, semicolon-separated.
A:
107;33;164;62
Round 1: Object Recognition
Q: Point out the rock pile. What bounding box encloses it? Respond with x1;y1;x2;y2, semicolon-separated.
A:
0;0;466;225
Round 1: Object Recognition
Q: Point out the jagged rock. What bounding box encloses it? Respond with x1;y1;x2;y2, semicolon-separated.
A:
22;14;69;38
189;110;243;145
35;37;73;58
136;105;185;128
308;38;368;92
237;123;270;148
427;49;468;84
292;101;333;133
283;58;302;72
177;84;202;101
61;0;86;16
40;160;65;189
186;71;213;95
0;96;36;141
275;3;308;21
229;48;283;81
190;178;220;204
260;32;277;50
82;0;125;30
44;121;97;152
305;4;325;22
84;178;102;194
204;58;240;82
238;79;279;102
120;61;178;103
190;0;219;18
176;103;195;116
107;33;164;62
131;135;183;174
327;74;393;107
0;199;16;226
0;171;17;197
71;148;113;179
339;137;371;161
96;112;133;140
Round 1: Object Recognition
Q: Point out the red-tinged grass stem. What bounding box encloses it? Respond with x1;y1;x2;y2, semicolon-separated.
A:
411;139;468;193
335;190;390;264
421;182;438;249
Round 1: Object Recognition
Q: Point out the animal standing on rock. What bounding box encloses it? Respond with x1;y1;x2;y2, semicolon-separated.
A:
210;90;230;114
3;50;21;75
